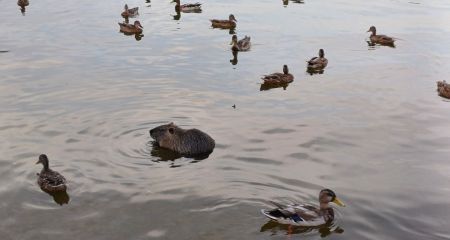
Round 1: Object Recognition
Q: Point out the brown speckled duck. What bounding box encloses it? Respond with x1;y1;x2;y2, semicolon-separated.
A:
174;0;202;13
437;81;450;99
36;154;67;192
261;189;345;226
119;20;143;34
367;26;395;46
262;65;294;85
121;4;139;18
210;14;237;29
230;35;251;52
307;49;328;71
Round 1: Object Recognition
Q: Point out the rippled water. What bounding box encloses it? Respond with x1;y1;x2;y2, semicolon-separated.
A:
1;0;450;239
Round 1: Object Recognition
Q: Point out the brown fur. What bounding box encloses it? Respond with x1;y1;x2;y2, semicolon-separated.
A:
437;81;450;99
150;122;215;156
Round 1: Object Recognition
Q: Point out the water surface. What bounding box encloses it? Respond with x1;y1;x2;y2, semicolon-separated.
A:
1;0;450;239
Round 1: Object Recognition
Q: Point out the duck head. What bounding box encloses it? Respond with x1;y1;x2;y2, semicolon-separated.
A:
367;26;376;35
319;189;345;207
36;154;49;170
124;4;129;10
134;21;143;29
229;14;237;22
283;65;289;74
318;49;325;58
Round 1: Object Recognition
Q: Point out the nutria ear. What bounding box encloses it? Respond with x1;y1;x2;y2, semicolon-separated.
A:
169;128;174;134
168;122;174;126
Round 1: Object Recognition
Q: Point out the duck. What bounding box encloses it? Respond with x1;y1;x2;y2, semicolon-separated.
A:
210;14;237;29
119;20;143;34
36;154;67;192
261;189;345;226
230;35;251;52
261;65;294;85
437;80;450;99
367;26;395;46
121;4;139;18
307;49;328;71
174;0;202;13
17;0;29;7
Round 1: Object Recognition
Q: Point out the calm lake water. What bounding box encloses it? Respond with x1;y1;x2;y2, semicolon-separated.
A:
1;0;450;239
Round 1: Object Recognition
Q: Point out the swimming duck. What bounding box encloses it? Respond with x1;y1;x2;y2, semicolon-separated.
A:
121;4;139;18
230;35;251;52
307;49;328;71
119;20;143;34
437;81;450;99
36;154;67;192
262;65;294;85
367;26;395;46
17;0;29;7
210;14;237;29
261;189;345;226
174;0;202;13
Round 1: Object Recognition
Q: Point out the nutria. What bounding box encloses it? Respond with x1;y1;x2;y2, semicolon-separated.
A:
437;80;450;99
149;122;215;156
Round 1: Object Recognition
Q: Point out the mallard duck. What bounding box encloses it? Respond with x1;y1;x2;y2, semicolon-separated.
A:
437;80;450;99
262;65;294;85
119;20;143;34
174;0;201;13
230;35;251;52
210;14;237;29
36;154;67;192
121;4;139;18
307;49;328;70
261;189;345;226
367;26;395;45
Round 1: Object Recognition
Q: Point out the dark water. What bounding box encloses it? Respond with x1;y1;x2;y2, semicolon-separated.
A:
1;0;450;239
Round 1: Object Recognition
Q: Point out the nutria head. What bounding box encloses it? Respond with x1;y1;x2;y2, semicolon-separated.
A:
149;122;178;144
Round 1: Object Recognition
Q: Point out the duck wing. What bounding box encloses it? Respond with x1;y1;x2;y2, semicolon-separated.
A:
237;36;251;51
39;170;66;186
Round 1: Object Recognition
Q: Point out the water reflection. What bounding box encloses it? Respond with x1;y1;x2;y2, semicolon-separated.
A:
260;220;344;238
40;189;70;206
366;40;395;48
150;142;211;163
17;0;29;16
230;50;238;65
283;0;305;7
260;82;290;91
307;68;325;75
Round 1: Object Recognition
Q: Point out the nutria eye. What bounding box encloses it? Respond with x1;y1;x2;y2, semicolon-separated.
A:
169;128;174;134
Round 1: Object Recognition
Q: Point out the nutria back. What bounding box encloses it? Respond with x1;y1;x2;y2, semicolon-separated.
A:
150;122;215;156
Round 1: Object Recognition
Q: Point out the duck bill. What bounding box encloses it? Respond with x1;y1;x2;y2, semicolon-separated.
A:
332;198;345;207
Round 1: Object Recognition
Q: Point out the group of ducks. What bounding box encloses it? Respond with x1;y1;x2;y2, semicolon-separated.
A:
32;0;448;230
36;153;345;226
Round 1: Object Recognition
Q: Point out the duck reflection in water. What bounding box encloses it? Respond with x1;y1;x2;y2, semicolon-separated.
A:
230;50;238;65
260;220;344;238
41;189;70;205
17;0;29;16
283;0;305;6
